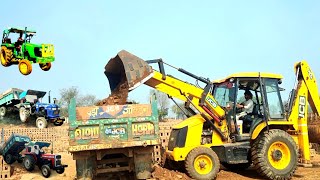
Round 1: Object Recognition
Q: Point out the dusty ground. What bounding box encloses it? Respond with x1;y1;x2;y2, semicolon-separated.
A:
2;122;320;180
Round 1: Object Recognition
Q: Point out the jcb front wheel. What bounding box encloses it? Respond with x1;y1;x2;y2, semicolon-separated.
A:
185;147;220;180
1;46;13;67
251;129;298;180
18;59;32;75
39;62;51;71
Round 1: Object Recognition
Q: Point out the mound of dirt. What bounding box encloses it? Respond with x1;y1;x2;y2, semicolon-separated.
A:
151;165;191;180
96;80;129;106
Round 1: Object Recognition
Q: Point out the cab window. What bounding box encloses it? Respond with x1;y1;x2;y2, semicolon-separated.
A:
264;79;284;119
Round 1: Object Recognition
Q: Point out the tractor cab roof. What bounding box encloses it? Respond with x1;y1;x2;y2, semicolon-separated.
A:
213;72;283;84
19;90;46;99
4;27;36;35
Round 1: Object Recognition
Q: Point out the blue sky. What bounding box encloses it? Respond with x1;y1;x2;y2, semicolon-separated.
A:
1;1;319;108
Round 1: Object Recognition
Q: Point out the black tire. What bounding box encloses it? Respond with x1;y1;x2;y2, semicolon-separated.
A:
17;158;23;163
1;46;13;67
221;162;251;171
19;107;30;122
251;129;298;180
41;165;51;178
0;106;6;117
36;117;48;129
4;154;15;164
56;168;65;174
185;147;220;180
39;62;52;71
53;121;63;126
23;155;36;171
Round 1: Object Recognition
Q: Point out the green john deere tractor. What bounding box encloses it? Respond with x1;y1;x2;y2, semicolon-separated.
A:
0;27;55;75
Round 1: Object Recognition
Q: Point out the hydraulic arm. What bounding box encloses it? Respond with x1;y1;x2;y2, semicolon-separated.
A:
287;60;320;163
104;50;226;128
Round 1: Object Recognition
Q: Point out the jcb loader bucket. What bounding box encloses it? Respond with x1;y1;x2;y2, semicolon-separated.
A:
105;50;153;92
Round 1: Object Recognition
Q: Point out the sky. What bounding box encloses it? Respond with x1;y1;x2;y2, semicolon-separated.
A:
1;1;320;112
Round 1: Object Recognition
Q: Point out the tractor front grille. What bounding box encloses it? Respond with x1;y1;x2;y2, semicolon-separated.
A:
55;155;61;166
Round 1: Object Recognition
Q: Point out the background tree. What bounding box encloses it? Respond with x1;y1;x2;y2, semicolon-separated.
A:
59;87;99;117
171;102;187;120
59;86;79;107
77;94;99;107
150;90;170;121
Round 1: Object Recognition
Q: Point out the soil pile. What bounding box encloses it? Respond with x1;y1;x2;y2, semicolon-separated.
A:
151;165;191;180
96;80;129;106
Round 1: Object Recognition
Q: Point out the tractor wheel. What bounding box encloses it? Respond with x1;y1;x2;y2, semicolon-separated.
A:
19;107;30;123
39;62;51;71
36;117;48;129
23;155;35;171
53;121;63;126
18;59;32;75
41;165;51;178
0;106;6;117
56;168;65;174
251;129;298;180
1;46;13;67
17;157;23;163
221;162;251;171
185;147;220;180
4;154;16;164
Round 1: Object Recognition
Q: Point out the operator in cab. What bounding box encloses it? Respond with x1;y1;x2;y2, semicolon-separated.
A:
16;32;24;55
236;90;254;121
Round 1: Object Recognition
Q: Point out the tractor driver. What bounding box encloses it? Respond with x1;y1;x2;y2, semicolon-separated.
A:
16;32;24;55
236;90;254;121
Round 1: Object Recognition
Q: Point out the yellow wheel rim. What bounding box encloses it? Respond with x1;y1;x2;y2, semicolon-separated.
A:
1;56;5;64
194;155;213;175
1;52;6;64
267;141;291;170
19;63;29;75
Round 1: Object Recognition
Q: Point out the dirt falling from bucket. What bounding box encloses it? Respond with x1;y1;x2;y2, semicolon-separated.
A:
96;80;129;106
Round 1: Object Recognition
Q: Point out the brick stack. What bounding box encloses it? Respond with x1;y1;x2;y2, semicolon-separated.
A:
153;120;182;163
0;156;13;179
2;126;69;153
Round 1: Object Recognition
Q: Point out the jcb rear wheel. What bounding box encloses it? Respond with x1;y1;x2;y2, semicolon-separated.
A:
39;62;51;71
0;46;13;67
251;129;298;180
185;147;220;180
18;59;32;75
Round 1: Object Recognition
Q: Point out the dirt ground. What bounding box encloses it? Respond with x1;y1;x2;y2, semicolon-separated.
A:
2;122;320;180
6;150;320;180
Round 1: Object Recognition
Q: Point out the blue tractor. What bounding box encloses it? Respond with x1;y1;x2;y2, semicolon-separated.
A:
17;90;65;128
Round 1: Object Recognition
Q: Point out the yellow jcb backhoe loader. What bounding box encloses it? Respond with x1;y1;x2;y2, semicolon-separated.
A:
105;50;320;180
